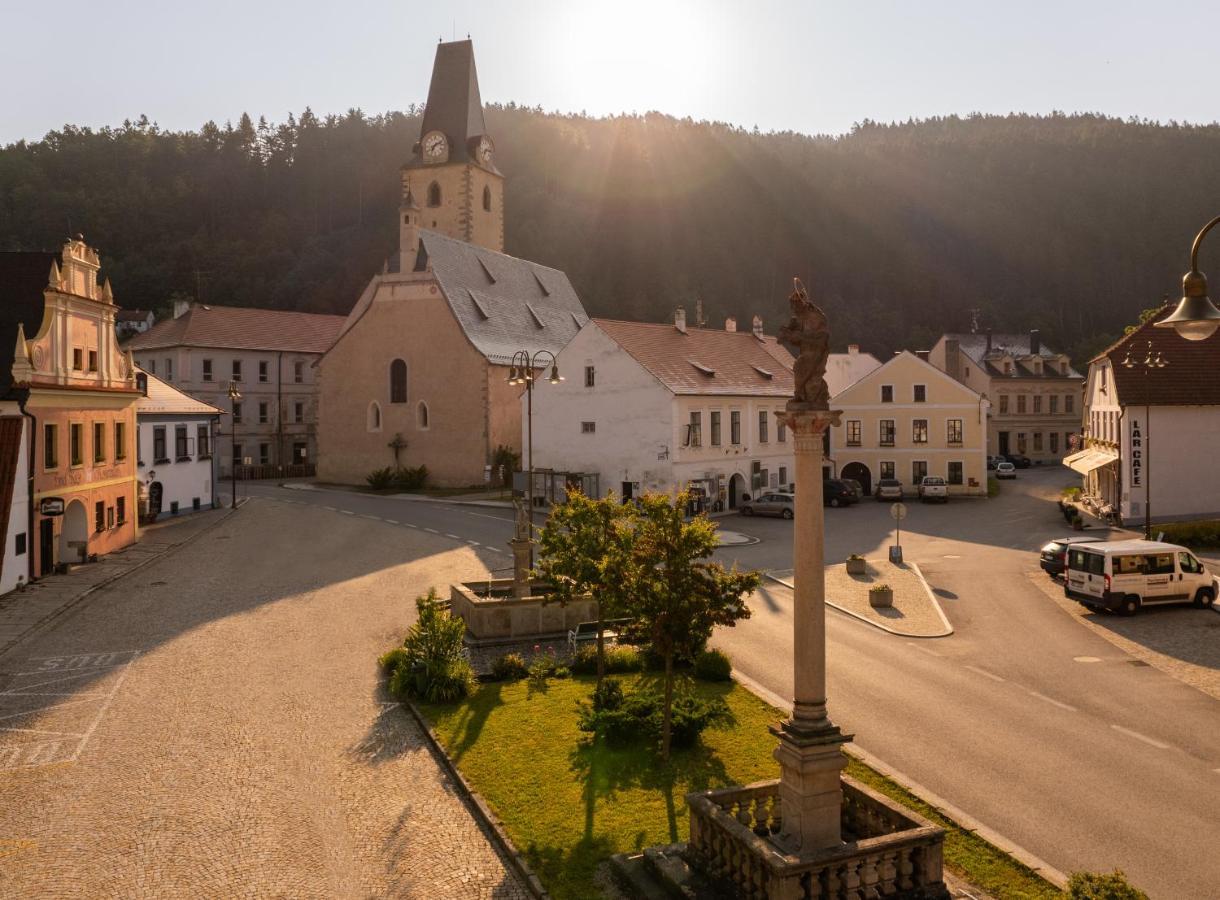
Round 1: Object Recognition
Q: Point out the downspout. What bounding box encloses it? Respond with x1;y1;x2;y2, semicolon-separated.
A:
17;390;36;582
276;351;284;473
211;413;220;509
1116;406;1125;525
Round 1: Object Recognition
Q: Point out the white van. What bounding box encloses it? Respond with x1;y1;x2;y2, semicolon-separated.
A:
1064;540;1216;615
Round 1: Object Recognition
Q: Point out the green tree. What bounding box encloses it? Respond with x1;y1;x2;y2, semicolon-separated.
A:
534;489;632;690
622;492;759;759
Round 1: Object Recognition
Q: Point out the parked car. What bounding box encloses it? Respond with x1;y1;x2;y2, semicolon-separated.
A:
740;492;794;519
1005;453;1032;469
994;461;1017;479
840;478;865;502
875;478;903;501
986;455;1004;470
917;475;948;503
823;479;858;507
1039;536;1102;578
1064;539;1215;615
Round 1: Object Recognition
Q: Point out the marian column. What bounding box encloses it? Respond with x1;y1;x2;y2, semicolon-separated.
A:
771;278;851;853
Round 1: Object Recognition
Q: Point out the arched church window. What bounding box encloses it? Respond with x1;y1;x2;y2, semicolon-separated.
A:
483;186;492;212
390;359;408;404
418;401;430;429
367;401;382;432
427;182;441;207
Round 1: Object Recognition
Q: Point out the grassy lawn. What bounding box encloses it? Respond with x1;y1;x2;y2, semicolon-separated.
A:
420;674;1061;900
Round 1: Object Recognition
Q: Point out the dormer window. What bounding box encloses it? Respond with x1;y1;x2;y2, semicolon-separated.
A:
689;361;716;377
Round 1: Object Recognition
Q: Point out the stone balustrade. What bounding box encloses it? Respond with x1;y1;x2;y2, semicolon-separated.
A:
687;775;948;900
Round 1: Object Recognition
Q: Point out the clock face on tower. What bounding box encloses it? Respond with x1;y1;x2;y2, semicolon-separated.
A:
423;131;448;161
477;136;494;165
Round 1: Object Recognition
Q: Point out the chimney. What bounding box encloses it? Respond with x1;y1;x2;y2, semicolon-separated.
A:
752;315;763;339
674;306;687;334
173;298;192;319
985;330;993;353
945;338;961;382
724;316;737;333
915;350;930;361
1029;329;1041;356
847;344;859;355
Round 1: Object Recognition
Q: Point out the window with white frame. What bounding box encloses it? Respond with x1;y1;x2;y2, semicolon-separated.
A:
913;384;926;403
947;419;963;444
758;411;768;443
846;420;861;446
581;421;596;434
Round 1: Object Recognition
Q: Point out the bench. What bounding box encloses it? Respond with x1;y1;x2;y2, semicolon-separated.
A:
568;618;632;652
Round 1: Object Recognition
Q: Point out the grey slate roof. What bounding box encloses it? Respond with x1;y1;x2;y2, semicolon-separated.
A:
407;40;491;170
944;332;1081;379
420;230;589;365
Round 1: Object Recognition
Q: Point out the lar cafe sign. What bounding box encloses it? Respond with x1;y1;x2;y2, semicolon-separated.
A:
40;497;65;517
1130;418;1142;488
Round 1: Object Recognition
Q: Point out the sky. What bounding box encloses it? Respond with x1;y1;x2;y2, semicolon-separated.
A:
4;0;1220;144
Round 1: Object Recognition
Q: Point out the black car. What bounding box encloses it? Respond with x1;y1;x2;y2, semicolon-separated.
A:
1039;536;1102;578
823;479;858;508
1005;453;1033;469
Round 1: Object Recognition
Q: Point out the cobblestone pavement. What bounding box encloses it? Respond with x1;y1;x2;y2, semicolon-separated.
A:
0;498;529;898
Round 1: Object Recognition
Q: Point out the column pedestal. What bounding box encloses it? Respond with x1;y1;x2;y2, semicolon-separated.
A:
510;538;532;598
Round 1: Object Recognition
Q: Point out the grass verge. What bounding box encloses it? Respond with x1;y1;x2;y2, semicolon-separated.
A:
419;674;1062;900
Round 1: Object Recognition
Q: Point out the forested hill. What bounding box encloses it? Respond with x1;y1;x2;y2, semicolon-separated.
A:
2;107;1218;363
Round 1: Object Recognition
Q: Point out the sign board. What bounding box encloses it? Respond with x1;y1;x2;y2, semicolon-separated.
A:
890;502;907;521
39;497;65;517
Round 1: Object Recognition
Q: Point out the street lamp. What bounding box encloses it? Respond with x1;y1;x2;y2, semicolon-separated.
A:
506;350;563;566
1155;215;1220;341
228;380;242;509
1120;341;1167;538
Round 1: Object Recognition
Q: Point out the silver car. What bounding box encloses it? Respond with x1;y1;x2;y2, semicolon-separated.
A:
740;492;795;519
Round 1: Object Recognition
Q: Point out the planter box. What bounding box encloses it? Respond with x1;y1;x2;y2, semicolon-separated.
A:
845;558;866;575
869;588;894;608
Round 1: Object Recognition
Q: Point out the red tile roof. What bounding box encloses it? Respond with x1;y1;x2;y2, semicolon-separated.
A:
594;318;795;396
124;305;345;354
1099;305;1220;406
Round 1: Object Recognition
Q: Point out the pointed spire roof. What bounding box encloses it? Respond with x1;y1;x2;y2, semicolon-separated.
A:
415;39;487;164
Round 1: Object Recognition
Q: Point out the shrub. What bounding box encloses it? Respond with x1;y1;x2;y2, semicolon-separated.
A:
591;677;624;711
847;553;864;561
527;649;569;684
1063;486;1083;500
693;648;733;682
1159;520;1220;549
1067;870;1148;900
367;467;397;490
489;652;529;681
378;647;409;675
394;465;428;490
491;445;519;487
987;476;999;497
387;588;476;703
870;583;892;592
569;644;645;675
578;689;731;749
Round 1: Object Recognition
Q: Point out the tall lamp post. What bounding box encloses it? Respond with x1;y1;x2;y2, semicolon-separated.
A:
1120;341;1167;538
1156;215;1220;341
506;350;563;566
228;380;242;509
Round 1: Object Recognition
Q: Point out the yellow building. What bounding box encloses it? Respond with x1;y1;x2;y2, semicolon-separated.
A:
830;351;989;497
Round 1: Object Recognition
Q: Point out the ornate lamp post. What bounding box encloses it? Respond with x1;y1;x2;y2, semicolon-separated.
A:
506;350;563;566
228;380;242;509
1120;341;1167;539
1155;215;1220;341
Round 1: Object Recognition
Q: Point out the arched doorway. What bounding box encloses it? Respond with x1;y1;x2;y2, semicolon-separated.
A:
149;481;164;516
840;462;872;496
728;473;747;509
59;499;88;565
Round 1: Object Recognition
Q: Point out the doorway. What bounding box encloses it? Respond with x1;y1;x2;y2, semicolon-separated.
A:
998;431;1010;456
728;473;747;509
58;499;88;565
39;518;54;576
149;481;164;516
621;481;634;503
840;461;872;495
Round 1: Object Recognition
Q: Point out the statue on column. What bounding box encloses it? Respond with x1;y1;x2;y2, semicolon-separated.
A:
778;277;831;410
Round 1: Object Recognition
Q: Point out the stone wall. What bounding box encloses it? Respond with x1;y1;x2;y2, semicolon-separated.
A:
450;580;598;644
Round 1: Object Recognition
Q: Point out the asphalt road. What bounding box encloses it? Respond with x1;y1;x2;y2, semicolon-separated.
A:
250;476;1220;898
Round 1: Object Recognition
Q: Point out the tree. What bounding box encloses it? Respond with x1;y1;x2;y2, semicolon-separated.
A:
622;492;760;759
534;489;632;690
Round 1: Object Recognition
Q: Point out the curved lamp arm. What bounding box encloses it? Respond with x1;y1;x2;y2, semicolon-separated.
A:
1157;215;1220;341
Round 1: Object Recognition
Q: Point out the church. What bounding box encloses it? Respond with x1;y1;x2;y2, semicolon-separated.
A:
317;39;589;487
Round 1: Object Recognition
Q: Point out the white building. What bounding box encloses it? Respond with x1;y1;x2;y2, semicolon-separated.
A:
1071;311;1220;525
135;370;222;519
527;310;801;510
115;309;154;338
0;410;30;595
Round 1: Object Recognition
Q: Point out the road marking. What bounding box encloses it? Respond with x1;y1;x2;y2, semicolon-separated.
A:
384;519;399;525
341;510;355;516
963;665;1006;683
1073;656;1102;663
465;511;511;521
359;514;381;521
424;527;438;533
942;554;961;559
445;533;461;540
905;642;942;657
1028;691;1077;712
466;540;480;546
404;522;418;529
323;506;337;511
1110;724;1170;750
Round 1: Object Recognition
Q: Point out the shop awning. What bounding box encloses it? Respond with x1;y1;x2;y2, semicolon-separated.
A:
1063;448;1119;475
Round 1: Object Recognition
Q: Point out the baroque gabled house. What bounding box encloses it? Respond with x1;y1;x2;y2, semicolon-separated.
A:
317;40;589;487
0;238;141;581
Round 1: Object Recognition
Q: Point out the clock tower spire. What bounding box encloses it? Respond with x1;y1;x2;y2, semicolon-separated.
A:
403;39;504;252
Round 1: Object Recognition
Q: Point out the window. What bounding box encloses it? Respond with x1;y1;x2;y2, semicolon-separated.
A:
259;443;270;465
1033;395;1043;414
881;385;894;403
116;496;126;525
730;410;742;445
912;419;928;443
175;425;189;460
165;358;173;381
584;366;595;388
1033;432;1043;452
879;419;895;446
759;411;769;444
198;424;210;458
846;420;861;446
88;350;98;372
294;361;304;384
1017;394;1027;414
880;461;896;480
948;461;963;485
777;416;786;443
367;401;381;432
70;424;83;466
258;402;269;425
294;401;304;424
1180;552;1203;575
15;532;26;555
1050;432;1059;454
390;359;408;403
1049;395;1059;415
1017;432;1027;454
232;401;243;424
686;411;702;447
581;421;596;433
418;402;430;429
44;424;57;469
107;506;115;529
947;419;963;444
202;359;213;381
913;384;926;403
999;394;1009;415
1065;395;1075;414
73;348;83;370
95;500;105;533
233;443;243;467
232;360;242;381
427;182;441;207
153;426;168;462
1146;553;1175;576
710;411;722;446
93;422;105;463
147;359;155;375
912;460;928;483
483;185;492;211
778;466;788;487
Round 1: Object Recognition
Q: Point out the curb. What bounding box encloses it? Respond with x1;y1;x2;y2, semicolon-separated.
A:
764;567;953;639
0;505;241;664
400;697;550;899
729;669;1070;891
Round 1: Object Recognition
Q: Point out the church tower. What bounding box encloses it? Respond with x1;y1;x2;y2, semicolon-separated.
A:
402;39;504;254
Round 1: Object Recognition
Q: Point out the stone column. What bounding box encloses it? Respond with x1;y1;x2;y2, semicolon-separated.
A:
510;538;532;599
770;404;851;854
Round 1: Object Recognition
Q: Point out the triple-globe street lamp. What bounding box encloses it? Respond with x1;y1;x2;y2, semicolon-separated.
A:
506;350;563;565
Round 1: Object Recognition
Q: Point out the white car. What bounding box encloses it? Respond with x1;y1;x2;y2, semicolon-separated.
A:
917;476;948;502
994;461;1016;479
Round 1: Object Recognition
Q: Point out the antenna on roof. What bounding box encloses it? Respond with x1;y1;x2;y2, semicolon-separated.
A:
694;297;706;328
968;308;981;334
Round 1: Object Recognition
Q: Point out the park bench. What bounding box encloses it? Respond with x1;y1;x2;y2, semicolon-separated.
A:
567;618;632;652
